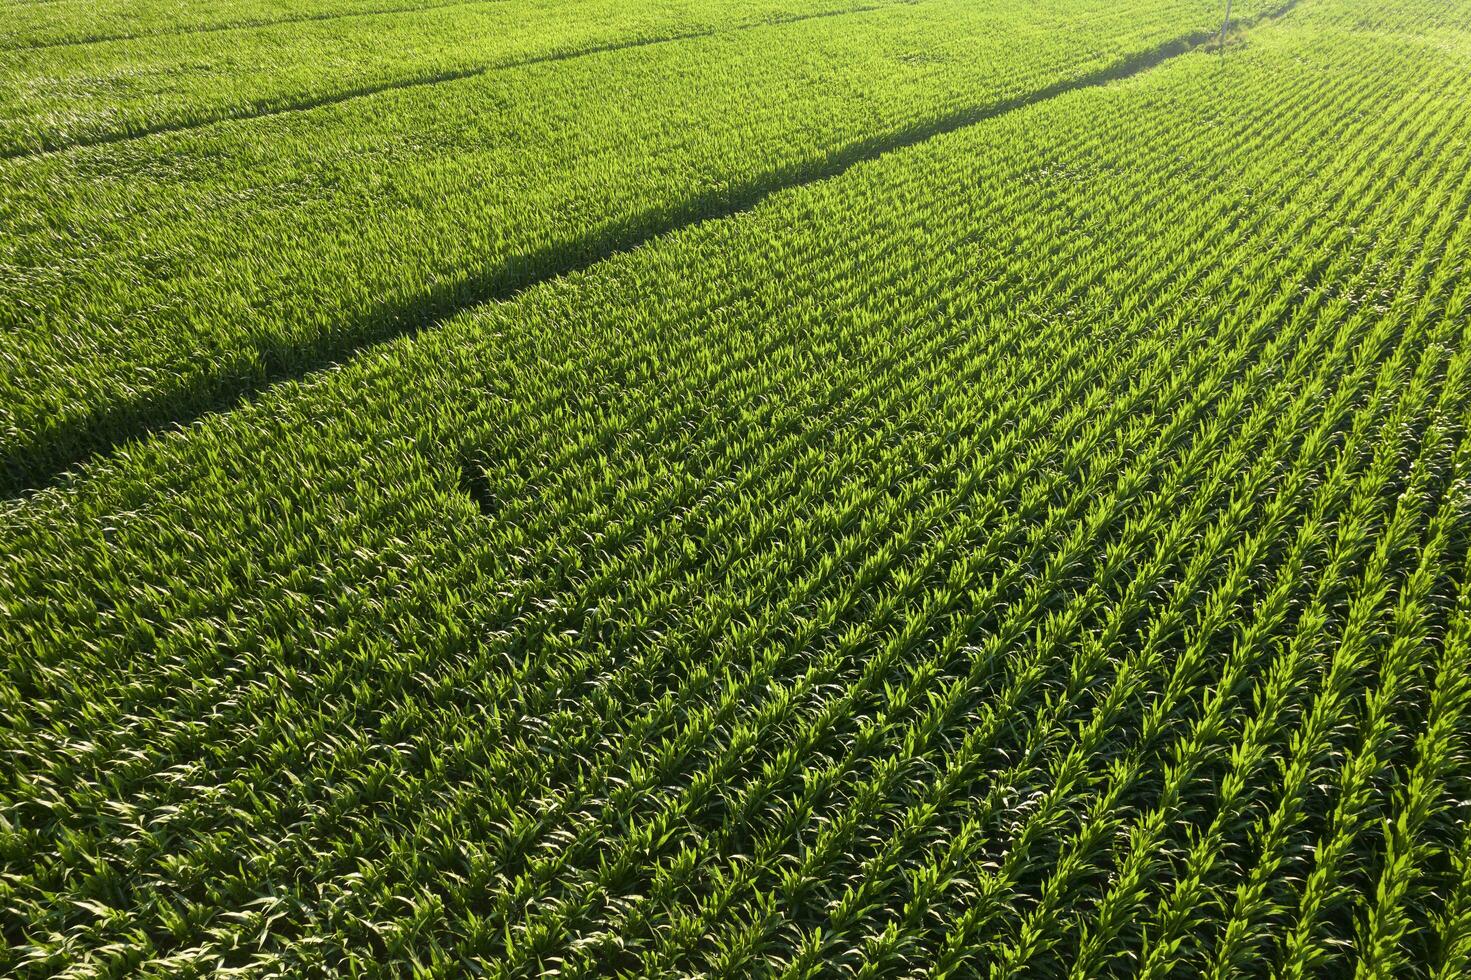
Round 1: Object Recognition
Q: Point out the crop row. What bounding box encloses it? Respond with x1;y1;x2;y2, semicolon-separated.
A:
0;0;905;153
6;0;1471;974
0;0;497;50
0;0;1279;494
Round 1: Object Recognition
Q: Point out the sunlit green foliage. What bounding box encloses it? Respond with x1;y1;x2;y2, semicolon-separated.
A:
3;0;1471;975
0;0;1271;492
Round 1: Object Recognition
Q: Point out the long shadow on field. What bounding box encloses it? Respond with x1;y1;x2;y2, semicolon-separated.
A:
3;1;1298;499
0;3;906;157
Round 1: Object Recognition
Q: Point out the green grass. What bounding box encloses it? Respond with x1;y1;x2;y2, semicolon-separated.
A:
4;0;1471;975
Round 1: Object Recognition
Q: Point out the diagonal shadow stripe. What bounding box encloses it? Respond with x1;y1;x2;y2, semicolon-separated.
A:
2;1;1300;498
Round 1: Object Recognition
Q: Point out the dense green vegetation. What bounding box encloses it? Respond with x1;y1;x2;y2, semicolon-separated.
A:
0;0;888;152
0;0;536;49
4;0;1471;975
0;0;1273;492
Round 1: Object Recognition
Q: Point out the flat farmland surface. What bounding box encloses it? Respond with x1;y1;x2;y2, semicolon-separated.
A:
5;0;1471;976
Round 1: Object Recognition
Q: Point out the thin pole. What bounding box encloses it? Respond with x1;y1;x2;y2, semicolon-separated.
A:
1218;0;1233;52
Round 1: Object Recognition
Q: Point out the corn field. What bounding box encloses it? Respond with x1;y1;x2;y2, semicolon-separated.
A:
4;0;1471;975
